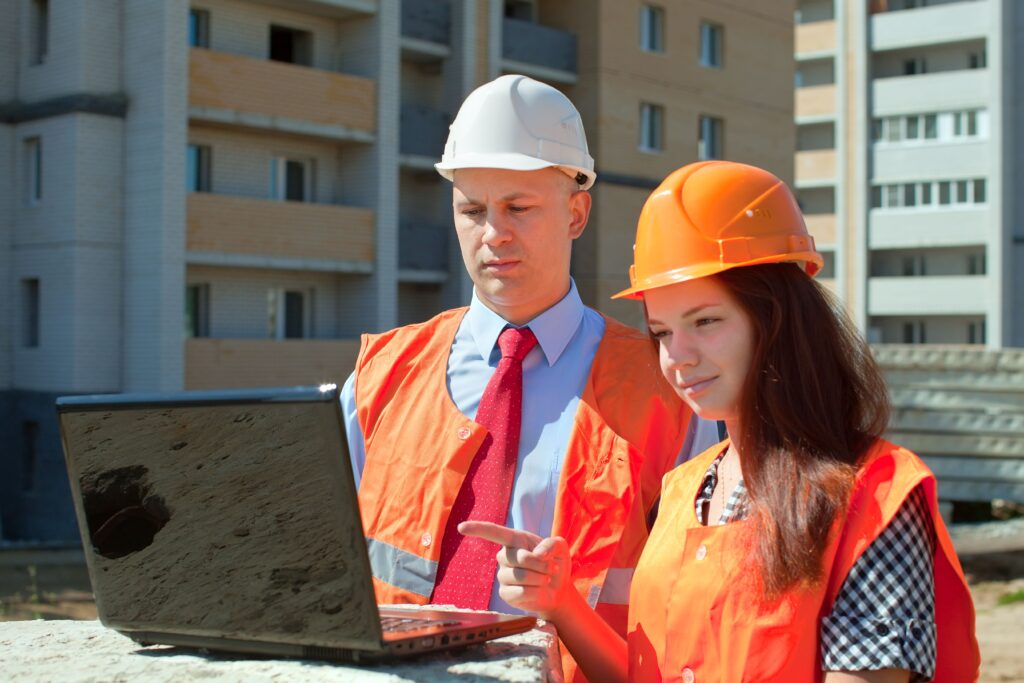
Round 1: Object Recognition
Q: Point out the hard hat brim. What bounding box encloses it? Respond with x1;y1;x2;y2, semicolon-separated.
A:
435;153;596;190
611;252;825;300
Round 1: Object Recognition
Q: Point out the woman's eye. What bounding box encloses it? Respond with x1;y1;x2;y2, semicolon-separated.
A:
695;318;719;327
649;329;669;340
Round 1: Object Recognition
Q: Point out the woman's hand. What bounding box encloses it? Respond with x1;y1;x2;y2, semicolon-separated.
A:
458;521;573;620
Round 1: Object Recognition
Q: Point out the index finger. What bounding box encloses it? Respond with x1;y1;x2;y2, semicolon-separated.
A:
458;521;541;551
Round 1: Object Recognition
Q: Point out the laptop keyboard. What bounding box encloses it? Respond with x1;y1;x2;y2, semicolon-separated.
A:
380;615;462;633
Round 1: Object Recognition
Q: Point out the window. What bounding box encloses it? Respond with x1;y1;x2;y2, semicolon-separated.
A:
969;50;986;69
270;157;313;201
923;114;937;139
905;116;919;140
269;25;312;65
967;320;985;345
885;116;900;142
504;0;536;21
22;278;40;348
938;181;951;205
189;8;210;48
22;421;40;493
967;252;986;276
966;110;978;136
902;321;926;344
268;288;311;339
871;186;883;209
903;57;926;75
24;137;42;205
902;255;925;276
30;0;48;65
639;103;664;152
698;115;723;160
818;251;836;279
955;180;969;204
186;144;211;192
903;183;917;207
639;5;664;53
973;178;986;203
920;182;932;205
886;184;901;208
185;284;210;338
699;21;723;67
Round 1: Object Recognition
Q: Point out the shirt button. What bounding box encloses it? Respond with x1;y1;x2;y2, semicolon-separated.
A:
875;623;890;637
682;667;695;683
421;532;432;547
695;544;708;561
456;427;471;440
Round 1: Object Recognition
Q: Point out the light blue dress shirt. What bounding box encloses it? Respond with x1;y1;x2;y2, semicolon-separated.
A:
340;279;718;612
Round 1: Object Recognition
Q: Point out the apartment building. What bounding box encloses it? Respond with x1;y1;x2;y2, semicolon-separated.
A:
0;0;793;541
794;0;1023;347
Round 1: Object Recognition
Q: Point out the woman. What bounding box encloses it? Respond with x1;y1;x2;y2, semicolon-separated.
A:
462;161;979;682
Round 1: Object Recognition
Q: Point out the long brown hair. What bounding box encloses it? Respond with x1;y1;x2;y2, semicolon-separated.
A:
714;263;890;598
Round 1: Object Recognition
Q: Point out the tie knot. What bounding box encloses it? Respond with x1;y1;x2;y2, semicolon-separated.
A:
497;326;538;362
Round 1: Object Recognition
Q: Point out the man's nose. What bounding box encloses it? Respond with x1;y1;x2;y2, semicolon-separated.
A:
481;209;513;246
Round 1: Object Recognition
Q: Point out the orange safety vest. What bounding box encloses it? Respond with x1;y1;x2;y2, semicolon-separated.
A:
627;439;980;683
355;307;692;682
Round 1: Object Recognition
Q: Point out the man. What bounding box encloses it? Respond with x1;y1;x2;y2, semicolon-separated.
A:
341;74;717;680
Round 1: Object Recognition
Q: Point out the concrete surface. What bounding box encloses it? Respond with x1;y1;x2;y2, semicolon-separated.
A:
0;619;561;682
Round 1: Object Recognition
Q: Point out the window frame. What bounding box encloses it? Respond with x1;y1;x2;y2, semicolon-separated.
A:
697;114;723;161
187;143;212;193
639;4;665;53
24;137;42;206
639;102;665;153
270;156;314;202
698;20;723;68
189;8;210;48
22;278;41;348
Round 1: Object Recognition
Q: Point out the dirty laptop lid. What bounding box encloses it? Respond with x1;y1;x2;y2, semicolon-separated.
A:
56;385;534;661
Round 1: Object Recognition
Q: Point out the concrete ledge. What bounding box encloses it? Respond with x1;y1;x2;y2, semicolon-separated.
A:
1;619;559;682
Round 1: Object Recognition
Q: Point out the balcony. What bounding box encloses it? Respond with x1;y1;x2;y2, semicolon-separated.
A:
187;193;374;272
871;1;990;52
804;213;837;246
188;48;375;142
795;84;837;120
401;0;450;46
872;140;989;183
185;338;361;390
247;0;376;18
795;20;836;57
868;275;988;316
872;69;989;117
869;207;990;249
502;19;577;82
400;222;449;274
795;149;837;186
400;103;449;159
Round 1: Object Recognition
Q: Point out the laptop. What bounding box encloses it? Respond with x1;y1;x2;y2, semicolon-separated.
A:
56;384;535;661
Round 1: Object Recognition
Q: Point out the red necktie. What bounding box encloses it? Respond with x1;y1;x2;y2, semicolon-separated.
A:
431;326;538;609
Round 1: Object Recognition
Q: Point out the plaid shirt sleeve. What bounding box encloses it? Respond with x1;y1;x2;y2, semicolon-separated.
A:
820;485;937;681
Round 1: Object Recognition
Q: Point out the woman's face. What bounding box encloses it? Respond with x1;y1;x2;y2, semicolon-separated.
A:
644;275;755;423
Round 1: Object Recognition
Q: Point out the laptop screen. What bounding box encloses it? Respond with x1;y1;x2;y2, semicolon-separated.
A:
58;387;383;651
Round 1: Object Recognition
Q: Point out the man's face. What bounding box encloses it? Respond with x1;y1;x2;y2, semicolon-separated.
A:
452;168;591;325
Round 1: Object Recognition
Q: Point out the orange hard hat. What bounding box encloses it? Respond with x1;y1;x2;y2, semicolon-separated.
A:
613;160;824;300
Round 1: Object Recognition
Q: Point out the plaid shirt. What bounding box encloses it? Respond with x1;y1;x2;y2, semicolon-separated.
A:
695;454;936;681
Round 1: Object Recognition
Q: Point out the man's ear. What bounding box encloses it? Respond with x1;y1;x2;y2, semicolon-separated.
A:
567;190;592;240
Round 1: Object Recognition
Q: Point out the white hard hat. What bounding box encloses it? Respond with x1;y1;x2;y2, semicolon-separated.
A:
435;74;596;190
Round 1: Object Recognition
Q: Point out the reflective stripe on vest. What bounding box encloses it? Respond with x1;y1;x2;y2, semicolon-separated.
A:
587;567;634;607
366;537;437;599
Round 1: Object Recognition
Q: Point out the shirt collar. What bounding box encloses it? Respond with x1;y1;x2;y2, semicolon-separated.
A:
466;280;586;367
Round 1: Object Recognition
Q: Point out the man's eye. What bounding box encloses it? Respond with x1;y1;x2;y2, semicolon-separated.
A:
461;208;484;217
508;205;531;213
